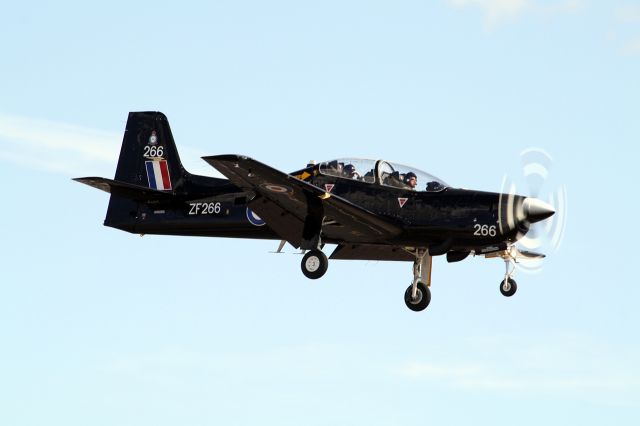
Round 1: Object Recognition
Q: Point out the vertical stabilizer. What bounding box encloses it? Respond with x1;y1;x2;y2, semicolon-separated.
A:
104;111;189;231
114;111;188;190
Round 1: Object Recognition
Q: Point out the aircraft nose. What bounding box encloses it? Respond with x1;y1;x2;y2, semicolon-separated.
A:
522;197;555;223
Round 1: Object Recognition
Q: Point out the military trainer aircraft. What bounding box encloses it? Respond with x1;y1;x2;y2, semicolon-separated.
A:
75;112;555;312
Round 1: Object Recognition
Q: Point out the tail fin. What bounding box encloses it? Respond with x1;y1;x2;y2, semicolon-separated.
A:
103;112;190;232
76;111;229;233
114;111;188;190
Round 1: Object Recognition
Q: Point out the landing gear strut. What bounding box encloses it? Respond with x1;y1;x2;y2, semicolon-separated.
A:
404;250;432;312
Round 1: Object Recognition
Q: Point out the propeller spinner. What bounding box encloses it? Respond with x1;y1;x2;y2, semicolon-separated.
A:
498;147;567;273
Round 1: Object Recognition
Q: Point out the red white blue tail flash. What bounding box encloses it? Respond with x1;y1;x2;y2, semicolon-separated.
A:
145;160;172;190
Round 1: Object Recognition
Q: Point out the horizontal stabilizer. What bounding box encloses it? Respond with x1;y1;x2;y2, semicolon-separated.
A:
73;177;174;201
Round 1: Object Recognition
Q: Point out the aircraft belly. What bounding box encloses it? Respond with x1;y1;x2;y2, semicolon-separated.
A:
134;225;280;239
132;215;280;239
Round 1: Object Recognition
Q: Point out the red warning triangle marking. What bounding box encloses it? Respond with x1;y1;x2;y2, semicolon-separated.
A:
325;184;335;193
398;198;408;208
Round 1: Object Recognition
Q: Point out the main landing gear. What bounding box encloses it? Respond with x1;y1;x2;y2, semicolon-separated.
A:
404;250;432;312
300;230;329;279
301;249;328;279
298;246;434;312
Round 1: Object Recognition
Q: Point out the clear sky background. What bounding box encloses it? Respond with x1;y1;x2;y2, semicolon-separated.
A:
1;1;639;425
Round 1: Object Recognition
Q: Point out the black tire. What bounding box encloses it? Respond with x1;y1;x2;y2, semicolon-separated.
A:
500;277;517;297
404;282;431;312
301;250;328;279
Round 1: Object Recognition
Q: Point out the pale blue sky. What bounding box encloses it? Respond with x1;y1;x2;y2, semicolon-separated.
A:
1;1;639;425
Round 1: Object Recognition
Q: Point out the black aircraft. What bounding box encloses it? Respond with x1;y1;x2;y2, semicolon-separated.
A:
75;112;555;312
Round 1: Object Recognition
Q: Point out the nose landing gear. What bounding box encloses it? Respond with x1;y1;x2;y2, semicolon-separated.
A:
500;277;517;297
500;247;518;297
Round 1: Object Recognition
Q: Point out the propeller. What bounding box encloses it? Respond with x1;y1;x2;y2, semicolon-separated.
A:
499;148;568;273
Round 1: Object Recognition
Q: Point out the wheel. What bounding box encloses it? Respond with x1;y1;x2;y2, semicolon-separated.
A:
301;250;328;279
404;282;431;312
500;277;517;297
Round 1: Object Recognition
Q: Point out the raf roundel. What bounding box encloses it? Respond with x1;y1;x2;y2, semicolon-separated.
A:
261;183;292;194
246;208;266;226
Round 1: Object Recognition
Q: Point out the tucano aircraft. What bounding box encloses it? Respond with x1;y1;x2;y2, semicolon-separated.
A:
75;112;555;312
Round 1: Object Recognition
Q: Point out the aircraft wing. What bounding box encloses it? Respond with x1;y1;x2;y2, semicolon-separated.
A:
202;155;403;247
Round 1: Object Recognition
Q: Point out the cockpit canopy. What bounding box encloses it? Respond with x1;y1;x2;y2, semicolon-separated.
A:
318;158;448;192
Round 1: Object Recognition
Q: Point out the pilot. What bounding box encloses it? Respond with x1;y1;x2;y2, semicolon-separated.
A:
343;164;360;179
328;160;343;176
404;172;417;189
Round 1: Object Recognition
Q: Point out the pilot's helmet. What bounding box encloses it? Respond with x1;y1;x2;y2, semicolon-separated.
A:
344;164;357;176
404;172;417;183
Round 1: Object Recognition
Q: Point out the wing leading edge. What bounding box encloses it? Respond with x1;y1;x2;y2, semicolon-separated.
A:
202;155;402;248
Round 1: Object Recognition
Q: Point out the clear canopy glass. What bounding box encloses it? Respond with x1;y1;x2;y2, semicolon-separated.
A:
318;158;448;192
